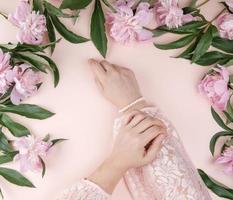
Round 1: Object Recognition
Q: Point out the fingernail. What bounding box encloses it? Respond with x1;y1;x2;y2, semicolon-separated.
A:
88;59;94;65
88;58;98;64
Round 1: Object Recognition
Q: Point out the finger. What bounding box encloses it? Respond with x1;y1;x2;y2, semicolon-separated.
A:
113;64;127;71
127;113;147;128
100;60;117;73
88;59;106;81
121;110;141;126
143;134;166;164
140;126;167;145
94;77;103;92
113;64;134;76
133;117;165;134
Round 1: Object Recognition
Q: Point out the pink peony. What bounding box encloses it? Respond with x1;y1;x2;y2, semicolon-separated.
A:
13;135;51;173
8;64;42;105
226;0;233;12
154;0;195;28
106;0;153;43
8;0;47;44
216;13;233;40
216;146;233;174
198;65;230;110
0;49;13;94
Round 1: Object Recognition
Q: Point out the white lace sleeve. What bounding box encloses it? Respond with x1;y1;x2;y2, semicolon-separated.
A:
56;179;110;200
113;106;212;200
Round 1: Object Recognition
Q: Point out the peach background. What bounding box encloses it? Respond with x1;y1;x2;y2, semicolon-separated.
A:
0;0;232;199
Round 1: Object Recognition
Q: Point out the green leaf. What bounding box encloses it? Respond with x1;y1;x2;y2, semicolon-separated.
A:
44;1;79;18
50;15;89;43
91;0;108;57
0;130;13;152
192;26;213;63
226;59;233;67
0;44;17;51
101;0;116;12
60;0;92;10
151;28;166;37
45;10;56;54
51;138;67;147
156;21;207;34
35;54;60;87
0;151;18;164
0;187;3;200
40;38;61;51
154;34;196;50
226;98;233;124
13;52;47;73
39;156;46;178
0;104;54;120
0;167;35;188
183;7;197;14
198;169;233;199
183;7;202;16
13;43;44;53
43;134;50;142
209;131;233;155
211;25;219;38
176;39;198;58
32;0;43;13
212;37;233;53
211;107;233;131
223;111;233;124
0;114;30;137
194;51;232;66
218;58;230;65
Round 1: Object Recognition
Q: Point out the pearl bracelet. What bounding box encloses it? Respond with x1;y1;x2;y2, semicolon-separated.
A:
119;97;145;113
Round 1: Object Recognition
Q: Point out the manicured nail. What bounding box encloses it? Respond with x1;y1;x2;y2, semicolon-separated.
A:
88;58;95;64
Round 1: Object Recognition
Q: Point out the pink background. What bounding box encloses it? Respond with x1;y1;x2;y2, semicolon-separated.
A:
0;0;232;199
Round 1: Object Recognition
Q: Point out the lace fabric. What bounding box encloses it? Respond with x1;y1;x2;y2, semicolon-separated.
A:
114;107;212;200
56;179;110;200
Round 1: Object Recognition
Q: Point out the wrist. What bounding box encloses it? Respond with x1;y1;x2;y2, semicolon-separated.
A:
105;155;129;174
88;156;126;194
121;100;153;115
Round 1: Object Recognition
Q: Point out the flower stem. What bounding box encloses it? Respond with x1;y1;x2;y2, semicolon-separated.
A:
0;11;7;19
196;0;210;8
210;8;227;23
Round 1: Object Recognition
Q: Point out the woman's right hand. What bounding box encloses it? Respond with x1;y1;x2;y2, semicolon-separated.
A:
88;110;167;193
110;110;167;170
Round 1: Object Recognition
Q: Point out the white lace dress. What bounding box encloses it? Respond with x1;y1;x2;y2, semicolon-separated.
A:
56;106;211;200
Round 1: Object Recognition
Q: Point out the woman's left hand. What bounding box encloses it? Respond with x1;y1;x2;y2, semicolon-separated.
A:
89;59;142;109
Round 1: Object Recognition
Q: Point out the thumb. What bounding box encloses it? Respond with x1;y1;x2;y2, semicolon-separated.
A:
142;134;167;165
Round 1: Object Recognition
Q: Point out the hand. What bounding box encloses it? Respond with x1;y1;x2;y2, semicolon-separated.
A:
110;110;167;170
89;59;142;109
88;111;167;193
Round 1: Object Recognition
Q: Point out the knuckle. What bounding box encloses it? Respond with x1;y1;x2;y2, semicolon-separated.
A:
151;126;158;132
119;126;128;133
146;117;154;124
136;113;146;119
157;119;165;126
